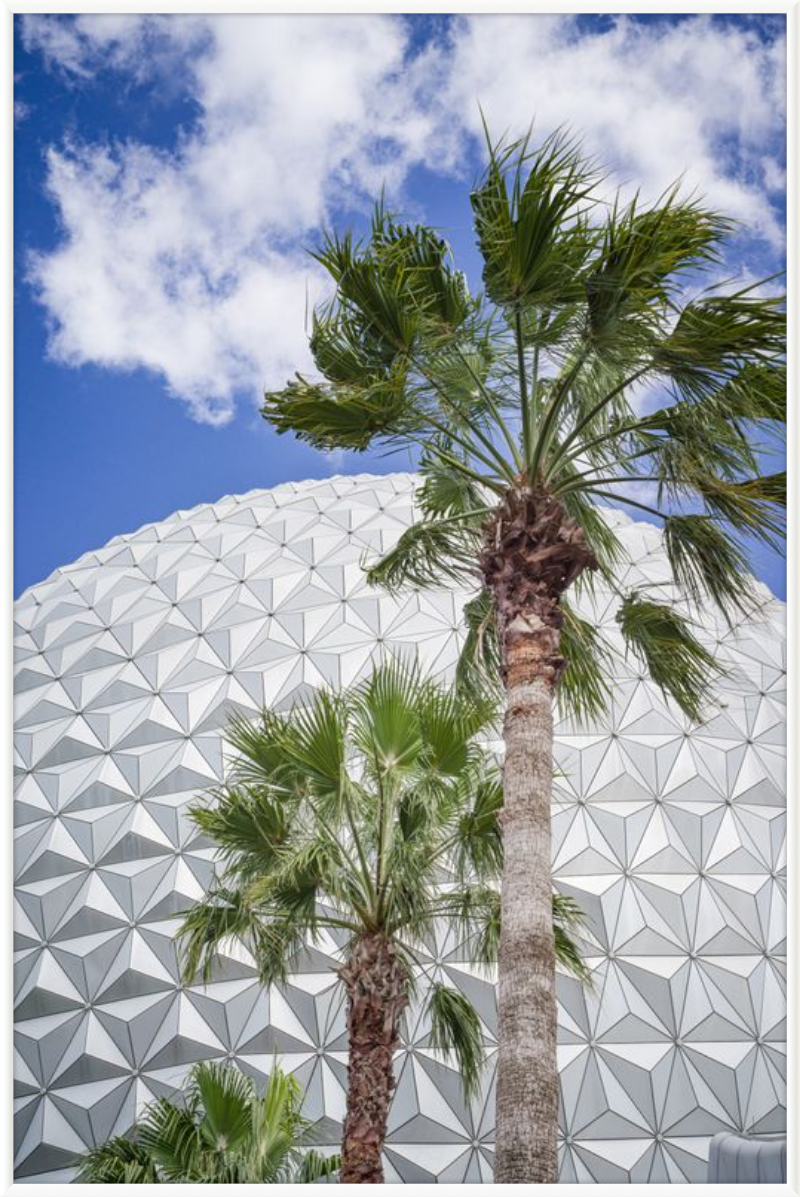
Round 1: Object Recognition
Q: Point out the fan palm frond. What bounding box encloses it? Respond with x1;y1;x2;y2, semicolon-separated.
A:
427;982;485;1102
663;514;753;622
617;593;718;720
364;515;481;592
559;600;613;725
74;1061;335;1184
455;588;503;703
73;1136;159;1184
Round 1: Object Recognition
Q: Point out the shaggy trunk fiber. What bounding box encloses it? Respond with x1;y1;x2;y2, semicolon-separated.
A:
339;933;409;1184
480;488;596;1184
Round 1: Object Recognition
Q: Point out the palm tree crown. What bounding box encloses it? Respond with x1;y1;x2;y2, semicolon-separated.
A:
73;1060;339;1183
262;128;784;721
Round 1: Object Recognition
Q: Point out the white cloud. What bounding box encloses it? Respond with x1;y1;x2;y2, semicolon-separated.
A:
21;14;785;424
441;15;786;244
24;15;449;423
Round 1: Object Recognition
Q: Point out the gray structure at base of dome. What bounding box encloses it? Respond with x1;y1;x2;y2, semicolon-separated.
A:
14;474;786;1183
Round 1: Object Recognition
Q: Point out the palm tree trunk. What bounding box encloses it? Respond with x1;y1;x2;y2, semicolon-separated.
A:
339;932;409;1183
480;488;596;1184
495;623;559;1183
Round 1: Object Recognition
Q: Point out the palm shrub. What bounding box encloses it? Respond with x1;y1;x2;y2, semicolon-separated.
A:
260;130;785;1181
177;660;588;1183
73;1060;339;1183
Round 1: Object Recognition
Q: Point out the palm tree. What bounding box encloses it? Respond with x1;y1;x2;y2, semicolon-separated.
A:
73;1060;339;1183
260;129;785;1181
177;660;588;1183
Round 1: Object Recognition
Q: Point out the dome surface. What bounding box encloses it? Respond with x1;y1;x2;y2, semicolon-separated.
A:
14;473;786;1182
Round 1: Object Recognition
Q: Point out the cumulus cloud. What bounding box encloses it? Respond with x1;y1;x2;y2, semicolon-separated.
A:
443;15;786;244
21;14;785;424
23;14;453;423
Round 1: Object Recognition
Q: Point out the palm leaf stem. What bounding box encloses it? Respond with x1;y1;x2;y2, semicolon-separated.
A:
559;414;675;468
341;778;379;915
416;408;515;484
582;488;668;520
412;439;507;494
552;443;665;489
452;343;524;471
415;506;496;530
555;473;660;495
409;353;519;482
515;305;532;467
528;336;541;466
374;769;391;921
528;348;590;482
546;363;651;476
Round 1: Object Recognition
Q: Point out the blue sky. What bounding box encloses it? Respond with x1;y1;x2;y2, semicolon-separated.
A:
14;13;786;598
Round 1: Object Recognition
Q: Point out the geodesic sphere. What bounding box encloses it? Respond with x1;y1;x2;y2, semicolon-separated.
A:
14;474;786;1182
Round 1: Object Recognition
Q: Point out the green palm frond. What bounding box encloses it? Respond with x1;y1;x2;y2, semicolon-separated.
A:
451;770;504;880
73;1136;159;1184
713;360;786;423
275;688;348;804
432;883;501;967
295;1149;342;1183
552;892;592;983
455;588;503;703
225;706;295;789
262;369;416;452
251;838;340;929
559;600;613;725
663;514;753;621
640;401;760;498
364;515;481;592
74;1061;335;1184
309;309;393;385
587;188;730;354
178;883;265;985
417;452;491;518
137;1097;204;1181
414;677;496;778
552;891;584;929
697;472;785;547
617;593;719;720
327;254;422;355
472;125;599;311
188;785;291;879
426;982;485;1102
362;206;473;332
656;290;785;402
554;928;592;984
350;657;427;775
193;1061;254;1156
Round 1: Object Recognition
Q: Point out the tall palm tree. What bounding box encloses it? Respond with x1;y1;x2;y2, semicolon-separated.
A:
177;661;588;1183
73;1060;339;1183
260;129;785;1181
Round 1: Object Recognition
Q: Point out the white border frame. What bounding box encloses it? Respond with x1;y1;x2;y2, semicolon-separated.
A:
3;5;796;1194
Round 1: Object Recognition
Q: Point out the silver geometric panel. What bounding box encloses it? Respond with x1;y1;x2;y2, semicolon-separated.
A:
14;473;786;1182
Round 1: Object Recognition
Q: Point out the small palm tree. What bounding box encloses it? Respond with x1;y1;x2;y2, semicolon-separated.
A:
260;128;785;1180
178;660;587;1183
73;1060;339;1183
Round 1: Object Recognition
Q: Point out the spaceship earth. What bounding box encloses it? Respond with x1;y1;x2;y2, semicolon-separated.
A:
13;473;786;1183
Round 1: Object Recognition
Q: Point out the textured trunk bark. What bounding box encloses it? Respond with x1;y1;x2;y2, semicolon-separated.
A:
479;488;596;1184
495;656;559;1183
339;933;409;1184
